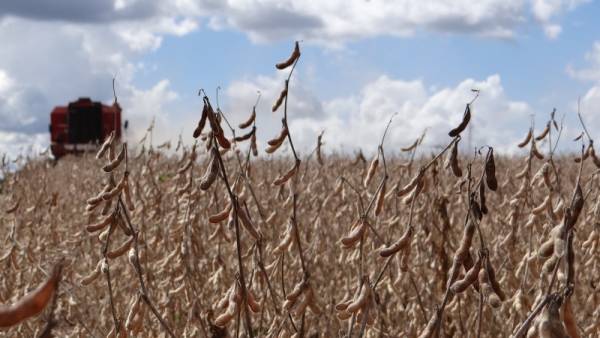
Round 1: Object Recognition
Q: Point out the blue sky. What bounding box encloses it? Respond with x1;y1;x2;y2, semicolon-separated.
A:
1;0;600;156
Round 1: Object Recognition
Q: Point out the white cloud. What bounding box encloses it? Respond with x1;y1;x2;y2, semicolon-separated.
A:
530;0;589;39
0;68;48;133
571;41;600;141
0;132;48;161
567;41;600;82
223;73;535;156
1;1;590;47
543;24;562;39
121;79;179;143
579;86;600;135
197;0;527;43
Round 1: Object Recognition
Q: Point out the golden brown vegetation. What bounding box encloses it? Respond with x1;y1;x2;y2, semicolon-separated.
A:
0;42;599;338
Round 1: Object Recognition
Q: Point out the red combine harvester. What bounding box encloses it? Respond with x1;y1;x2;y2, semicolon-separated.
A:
50;97;122;158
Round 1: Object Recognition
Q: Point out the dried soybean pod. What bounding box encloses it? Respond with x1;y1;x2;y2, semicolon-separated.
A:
238;207;261;240
239;107;256;129
193;103;208;138
335;295;352;312
100;197;113;216
531;141;544;160
470;196;483;220
96;131;115;159
246;290;261;313
209;203;232;224
479;183;488;215
518;128;533;148
265;139;286;154
316;132;324;165
273;162;298;186
103;174;127;201
397;169;424;197
292;293;311;317
123;177;135;211
561;298;580;338
485;256;506;301
479;269;501;308
276;41;300;70
341;220;367;248
346;280;370;313
286;281;305;301
102;143;126;172
107;236;134;259
272;88;287;112
446;258;463;289
0;261;62;328
566;230;575;284
86;214;114;233
444;138;462;177
553;232;566;257
233;127;255;142
569;184;584;227
588;144;600;168
80;260;102;285
214;311;234;328
272;224;293;255
250;130;258;156
450;256;481;293
379;226;412;257
204;98;220;131
215;131;231;149
542;254;559;275
399;241;412;271
485;149;497;191
125;295;142;331
5;199;20;214
448;104;471;137
455;221;476;262
535;122;550;141
375;180;386;216
364;156;379;187
401;139;419;152
200;149;219;191
267;126;288;147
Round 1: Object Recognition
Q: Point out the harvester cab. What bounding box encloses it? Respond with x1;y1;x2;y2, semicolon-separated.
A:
49;97;122;158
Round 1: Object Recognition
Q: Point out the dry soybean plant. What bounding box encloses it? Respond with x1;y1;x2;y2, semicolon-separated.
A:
0;43;599;338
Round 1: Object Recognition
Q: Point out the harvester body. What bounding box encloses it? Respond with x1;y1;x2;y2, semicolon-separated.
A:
50;97;121;158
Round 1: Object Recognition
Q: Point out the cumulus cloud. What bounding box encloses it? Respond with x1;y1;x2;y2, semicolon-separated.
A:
0;131;48;161
120;79;179;143
1;0;590;46
223;72;535;156
0;0;159;23
530;0;589;39
0;69;48;134
570;41;600;140
200;0;527;43
567;41;600;82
